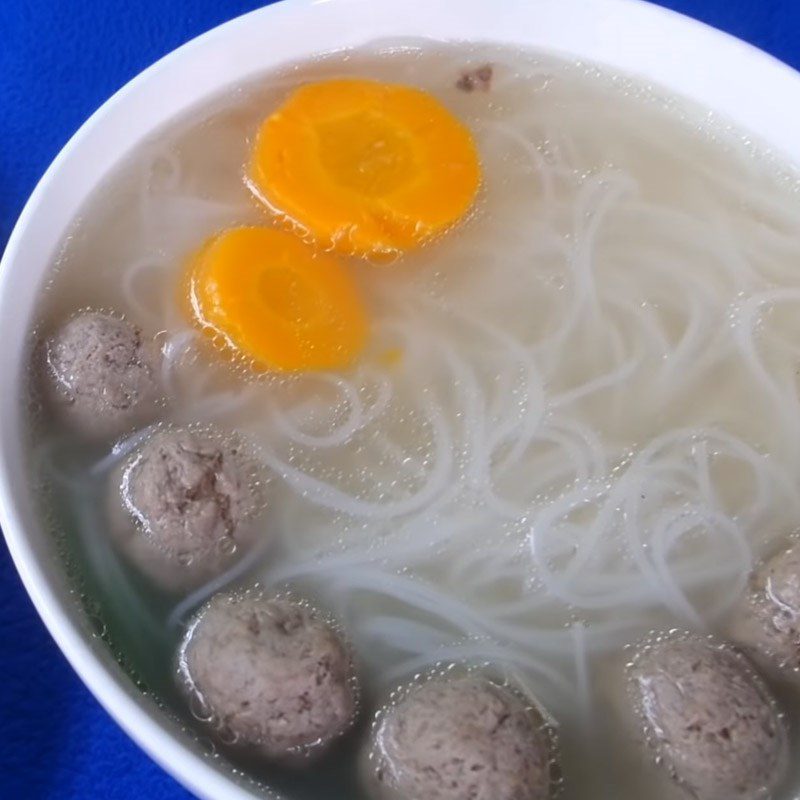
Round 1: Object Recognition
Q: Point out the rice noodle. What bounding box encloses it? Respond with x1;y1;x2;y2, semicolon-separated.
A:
37;46;800;789
119;134;800;681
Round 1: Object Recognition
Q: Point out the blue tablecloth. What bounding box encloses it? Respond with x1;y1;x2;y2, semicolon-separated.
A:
1;1;799;797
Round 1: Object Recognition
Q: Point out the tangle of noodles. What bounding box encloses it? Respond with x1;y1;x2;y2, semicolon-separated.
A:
29;42;800;799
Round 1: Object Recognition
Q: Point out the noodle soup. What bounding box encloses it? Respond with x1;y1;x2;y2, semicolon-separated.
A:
27;41;800;799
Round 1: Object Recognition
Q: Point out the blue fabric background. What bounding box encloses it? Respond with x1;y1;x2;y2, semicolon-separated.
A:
1;1;799;797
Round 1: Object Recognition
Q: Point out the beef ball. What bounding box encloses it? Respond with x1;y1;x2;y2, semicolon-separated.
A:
43;311;161;437
628;636;788;800
369;675;554;800
109;428;261;589
178;593;358;761
729;543;800;676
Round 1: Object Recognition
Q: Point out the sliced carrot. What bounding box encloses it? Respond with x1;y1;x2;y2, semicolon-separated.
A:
249;78;481;258
185;226;368;372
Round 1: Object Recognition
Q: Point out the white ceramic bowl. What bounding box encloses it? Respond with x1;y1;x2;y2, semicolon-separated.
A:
3;0;800;797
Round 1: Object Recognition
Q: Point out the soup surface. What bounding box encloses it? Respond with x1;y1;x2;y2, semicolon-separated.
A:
28;40;800;799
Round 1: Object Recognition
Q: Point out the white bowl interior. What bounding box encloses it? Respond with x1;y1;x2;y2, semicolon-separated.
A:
3;0;800;797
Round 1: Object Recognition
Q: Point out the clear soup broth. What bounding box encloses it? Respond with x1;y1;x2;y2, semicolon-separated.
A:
27;40;800;799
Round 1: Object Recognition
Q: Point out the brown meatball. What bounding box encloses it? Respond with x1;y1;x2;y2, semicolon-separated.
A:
43;311;161;437
369;675;554;800
178;594;359;761
729;543;800;675
628;637;788;800
109;428;261;589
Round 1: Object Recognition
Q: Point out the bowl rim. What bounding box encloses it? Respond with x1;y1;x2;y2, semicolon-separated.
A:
3;0;800;798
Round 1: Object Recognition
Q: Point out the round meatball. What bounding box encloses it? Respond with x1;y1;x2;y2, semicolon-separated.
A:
729;544;800;675
628;637;788;800
109;428;261;589
44;311;161;437
369;676;554;800
178;594;358;760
